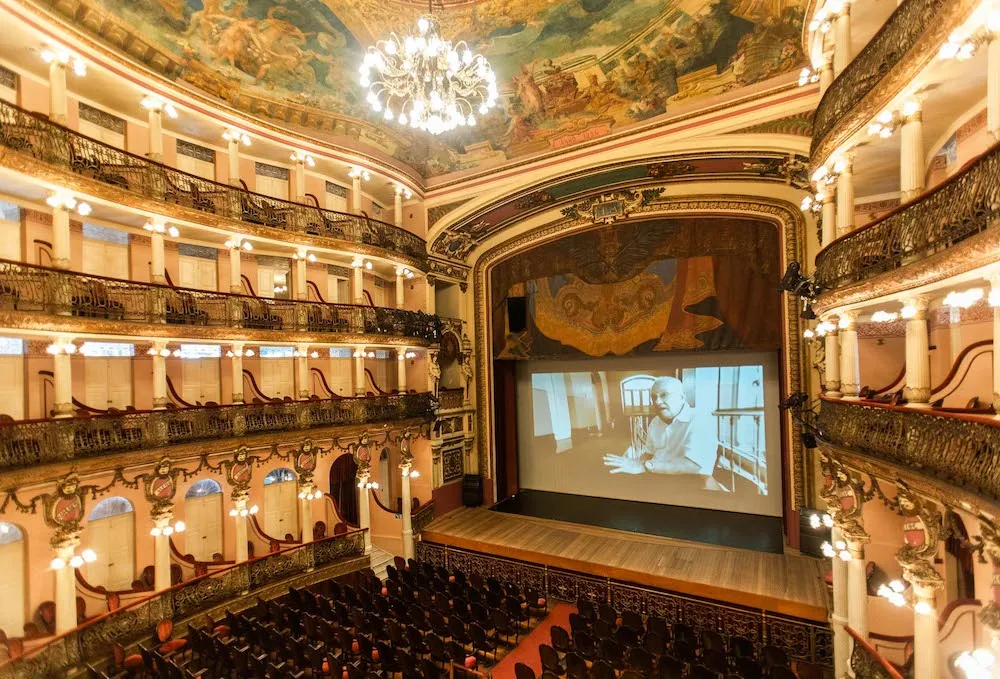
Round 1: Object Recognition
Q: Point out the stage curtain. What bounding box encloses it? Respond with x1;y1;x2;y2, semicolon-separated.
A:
493;359;520;500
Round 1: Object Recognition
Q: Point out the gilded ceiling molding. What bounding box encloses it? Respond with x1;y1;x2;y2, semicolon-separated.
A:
469;194;810;508
813;221;1000;315
810;0;979;170
728;112;814;137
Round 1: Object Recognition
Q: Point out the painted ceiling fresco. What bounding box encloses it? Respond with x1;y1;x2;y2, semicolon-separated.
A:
56;0;806;178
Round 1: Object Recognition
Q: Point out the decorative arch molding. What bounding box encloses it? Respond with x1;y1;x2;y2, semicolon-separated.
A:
469;194;810;508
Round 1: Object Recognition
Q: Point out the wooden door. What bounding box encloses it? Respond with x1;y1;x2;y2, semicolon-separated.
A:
261;358;293;399
178;256;217;291
183;493;223;561
82;240;129;280
264;481;298;539
181;358;220;405
0;356;24;420
86;512;135;591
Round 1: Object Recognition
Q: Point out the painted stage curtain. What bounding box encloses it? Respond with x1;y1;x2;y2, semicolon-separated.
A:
491;217;781;359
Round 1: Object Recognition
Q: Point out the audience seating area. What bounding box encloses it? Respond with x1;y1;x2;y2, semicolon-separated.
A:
518;599;808;679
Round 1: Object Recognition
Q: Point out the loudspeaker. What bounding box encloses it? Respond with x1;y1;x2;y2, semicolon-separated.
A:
462;474;484;507
507;297;527;333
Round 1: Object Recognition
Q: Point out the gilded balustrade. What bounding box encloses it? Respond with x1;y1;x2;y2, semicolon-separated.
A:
813;142;1000;292
0;99;427;266
0;393;436;470
847;628;904;679
816;398;1000;501
0;259;439;342
411;500;436;534
0;530;366;679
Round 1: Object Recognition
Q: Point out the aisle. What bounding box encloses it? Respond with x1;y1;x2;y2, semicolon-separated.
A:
490;603;575;679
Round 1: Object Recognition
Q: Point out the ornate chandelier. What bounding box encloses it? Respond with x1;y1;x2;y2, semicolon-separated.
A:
360;15;498;135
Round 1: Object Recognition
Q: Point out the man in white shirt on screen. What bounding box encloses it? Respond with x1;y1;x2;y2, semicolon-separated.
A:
602;376;722;490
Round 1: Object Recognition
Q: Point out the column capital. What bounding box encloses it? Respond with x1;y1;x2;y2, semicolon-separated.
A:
838;310;859;328
899;557;944;592
902;296;931;317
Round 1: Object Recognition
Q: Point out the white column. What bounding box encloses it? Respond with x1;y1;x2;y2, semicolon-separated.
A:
903;297;931;406
229;246;242;293
831;526;850;679
53;538;79;634
354;347;366;397
152;513;172;591
911;580;941;679
298;484;313;542
295;253;308;301
989;36;1000;139
352;266;365;304
425;276;436;315
352;175;363;214
824;322;842;397
233;497;249;563
152;341;168;410
833;5;852;76
52;338;74;418
991;276;1000;412
394;190;404;227
835;162;855;238
398;351;408;393
230;343;244;404
48;61;68;124
357;470;372;554
150;230;166;284
52;206;71;270
839;311;860;399
296;344;310;399
900;107;925;202
400;462;414;560
292;158;307;203
819;55;835;96
821;193;837;247
846;533;870;640
147;108;164;162
227;139;241;187
395;268;406;309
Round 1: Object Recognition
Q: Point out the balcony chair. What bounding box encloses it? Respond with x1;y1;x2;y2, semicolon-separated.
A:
240;194;292;228
165;291;210;326
70;280;125;320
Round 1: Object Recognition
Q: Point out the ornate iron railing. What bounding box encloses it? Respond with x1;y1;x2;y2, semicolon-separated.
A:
0;530;366;679
437;388;465;411
0;393;436;471
0;259;439;342
816;397;1000;500
813;142;1000;291
0;98;427;265
418;542;833;667
412;500;436;534
848;628;904;679
811;0;951;157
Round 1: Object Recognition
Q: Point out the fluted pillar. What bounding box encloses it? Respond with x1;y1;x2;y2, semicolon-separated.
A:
52;338;74;418
233;496;249;563
900;107;925;202
824;322;842;397
147;108;164;162
353;347;366;397
831;526;850;679
353;265;365;304
394;188;405;227
835;162;855;238
400;462;415;560
833;4;852;75
52;206;71;270
230;343;245;404
395;268;406;309
53;537;79;633
292;156;307;203
846;531;870;640
821;193;837;246
48;61;68;123
152;341;168;409
910;578;942;679
989;35;1000;138
229;246;242;293
839;311;860;399
352;175;363;214
296;344;310;399
357;469;372;554
298;483;313;543
226;138;241;187
903;297;931;406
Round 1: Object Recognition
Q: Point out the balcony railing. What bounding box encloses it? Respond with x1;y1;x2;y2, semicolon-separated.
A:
0;98;428;265
0;392;436;471
811;0;952;157
0;530;366;679
813;142;1000;292
437;388;465;411
816;397;1000;502
0;259;439;342
848;627;904;679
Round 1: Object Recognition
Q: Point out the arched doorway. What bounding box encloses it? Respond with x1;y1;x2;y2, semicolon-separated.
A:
85;497;135;590
0;522;25;637
183;479;224;561
329;454;359;526
263;468;299;540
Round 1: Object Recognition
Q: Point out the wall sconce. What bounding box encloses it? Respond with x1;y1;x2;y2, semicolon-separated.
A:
395;184;413;199
222;128;251;146
298;489;323;500
224;237;253;252
46;190;91;216
225;348;255;358
348;166;371;181
51;548;97;570
144;221;179;238
290;150;315;167
808;512;834;529
229;504;259;518
293;251;317;262
402;468;420;479
46;340;77;355
139;94;178;119
150;520;185;537
41;42;86;76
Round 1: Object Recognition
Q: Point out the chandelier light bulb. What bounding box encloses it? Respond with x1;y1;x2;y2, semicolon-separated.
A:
140;94;179;119
291;150;315;167
69;555;84;569
223;128;251;146
50;557;66;570
150;527;162;536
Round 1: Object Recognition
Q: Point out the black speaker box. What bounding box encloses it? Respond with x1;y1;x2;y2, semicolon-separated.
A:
462;474;484;507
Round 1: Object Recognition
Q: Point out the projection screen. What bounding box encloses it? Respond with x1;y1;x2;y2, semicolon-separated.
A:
515;352;782;516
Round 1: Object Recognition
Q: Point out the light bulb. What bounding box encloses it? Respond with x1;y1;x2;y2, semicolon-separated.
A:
50;557;66;570
229;509;238;517
82;548;97;563
249;505;259;514
150;527;162;536
162;526;174;536
70;555;84;569
913;601;933;616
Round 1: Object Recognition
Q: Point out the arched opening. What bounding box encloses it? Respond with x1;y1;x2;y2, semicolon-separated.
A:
183;479;224;561
378;449;392;507
263;468;299;540
944;511;976;601
329;454;359;527
85;497;135;591
0;522;25;637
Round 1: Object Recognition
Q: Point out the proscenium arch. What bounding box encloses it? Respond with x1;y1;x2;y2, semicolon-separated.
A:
468;193;810;510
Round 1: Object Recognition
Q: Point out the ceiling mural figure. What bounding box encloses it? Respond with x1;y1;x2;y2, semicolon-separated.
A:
48;0;806;178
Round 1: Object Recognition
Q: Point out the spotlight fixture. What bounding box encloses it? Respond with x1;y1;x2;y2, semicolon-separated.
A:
778;392;810;411
779;262;817;299
139;94;179;119
222;127;251;146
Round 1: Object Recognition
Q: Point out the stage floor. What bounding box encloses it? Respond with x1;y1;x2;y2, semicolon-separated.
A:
493;490;784;554
422;507;829;621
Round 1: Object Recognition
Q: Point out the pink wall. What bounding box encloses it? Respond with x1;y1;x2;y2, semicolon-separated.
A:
17;77;49;117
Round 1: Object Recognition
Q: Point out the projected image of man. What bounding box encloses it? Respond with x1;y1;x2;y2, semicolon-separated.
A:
602;377;722;490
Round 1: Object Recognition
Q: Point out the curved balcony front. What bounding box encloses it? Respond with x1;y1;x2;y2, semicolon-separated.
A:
0;99;428;268
812;142;1000;307
810;0;976;166
0;391;436;472
0;259;439;345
